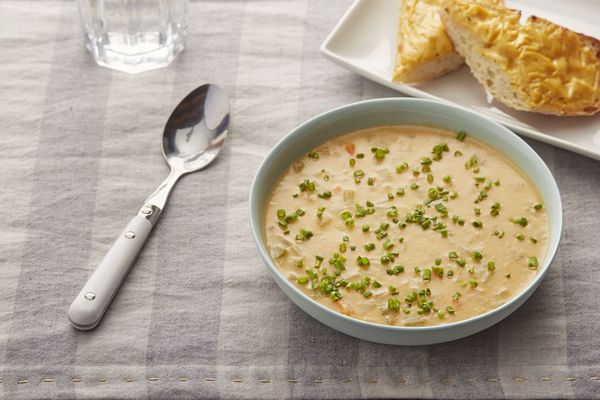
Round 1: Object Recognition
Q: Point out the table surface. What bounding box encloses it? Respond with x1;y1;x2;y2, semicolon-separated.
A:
1;1;599;399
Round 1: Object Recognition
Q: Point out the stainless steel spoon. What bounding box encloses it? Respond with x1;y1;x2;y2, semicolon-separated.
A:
68;84;230;330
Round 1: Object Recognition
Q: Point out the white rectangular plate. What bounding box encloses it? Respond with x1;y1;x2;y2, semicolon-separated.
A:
320;0;600;161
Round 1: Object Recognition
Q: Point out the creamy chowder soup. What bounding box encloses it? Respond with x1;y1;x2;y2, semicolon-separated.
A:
265;125;548;326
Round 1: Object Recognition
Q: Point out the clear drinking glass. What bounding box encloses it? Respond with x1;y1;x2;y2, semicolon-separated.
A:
78;0;188;74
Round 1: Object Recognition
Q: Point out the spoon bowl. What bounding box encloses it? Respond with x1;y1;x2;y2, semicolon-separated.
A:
163;84;230;173
68;83;230;330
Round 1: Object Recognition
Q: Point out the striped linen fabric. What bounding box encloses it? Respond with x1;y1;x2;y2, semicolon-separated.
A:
0;0;599;399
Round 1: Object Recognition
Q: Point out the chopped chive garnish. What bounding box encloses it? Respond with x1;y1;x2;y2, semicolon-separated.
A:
307;151;319;160
383;239;393;250
349;158;356;167
456;131;467;141
443;175;452;184
356;256;370;267
490;202;501;216
295;228;313;241
388;298;401;312
454;150;463;157
472;219;483;228
474;207;481;216
367;177;375;186
298;276;308;284
456;258;466;267
396;162;408;173
512;217;528;227
364;243;375;251
528;256;539;269
530;237;538;244
487;261;496;271
372;280;382;288
387;192;394;200
410;183;419;190
422;268;432;281
427;173;434;183
362;225;370;232
386;264;404;275
447;270;454;278
396;187;405;196
471;250;483;261
356;153;364;159
493;230;505;238
362;290;373;298
452;292;461;301
534;203;544;211
449;251;458;259
468;279;478;288
371;147;389;160
318;191;332;199
446;306;455;314
299;179;316;192
516;234;525;241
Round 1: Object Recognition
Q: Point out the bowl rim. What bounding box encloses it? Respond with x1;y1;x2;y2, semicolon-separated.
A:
249;97;563;333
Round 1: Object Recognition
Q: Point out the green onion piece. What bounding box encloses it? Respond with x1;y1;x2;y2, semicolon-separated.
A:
362;225;370;232
528;256;539;269
443;175;452;184
362;290;373;298
456;258;466;267
530;237;538;244
472;219;483;228
349;158;356;167
410;183;419;190
388;285;399;295
422;268;432;281
456;131;467;141
356;153;364;159
364;243;375;251
487;261;496;271
452;292;461;301
447;270;454;278
298;276;308;284
386;264;404;275
396;162;408;173
388;298;401;311
383;240;393;250
512;217;528;227
533;203;544;211
356;256;370;267
468;279;478;288
371;147;389;160
449;251;458;259
516;234;525;241
471;250;483;261
318;191;332;199
372;280;382;288
427;173;434;183
339;243;347;253
307;151;319;160
446;306;455;314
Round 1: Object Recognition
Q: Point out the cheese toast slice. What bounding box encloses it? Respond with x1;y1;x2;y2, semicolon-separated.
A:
440;0;600;116
392;0;463;83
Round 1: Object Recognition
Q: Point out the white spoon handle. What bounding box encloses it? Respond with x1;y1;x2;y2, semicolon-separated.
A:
68;205;160;330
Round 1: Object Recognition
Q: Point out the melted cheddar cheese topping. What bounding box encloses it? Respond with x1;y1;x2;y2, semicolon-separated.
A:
445;0;600;115
393;0;455;82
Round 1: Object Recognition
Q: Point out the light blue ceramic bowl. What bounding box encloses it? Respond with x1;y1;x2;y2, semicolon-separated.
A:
249;98;562;345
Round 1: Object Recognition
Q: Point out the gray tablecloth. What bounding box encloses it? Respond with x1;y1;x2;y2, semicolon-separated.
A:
1;1;599;399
